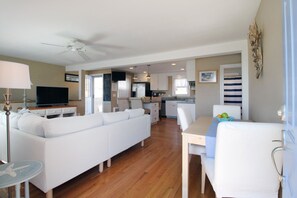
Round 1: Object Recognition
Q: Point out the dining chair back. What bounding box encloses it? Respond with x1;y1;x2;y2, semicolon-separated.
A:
177;106;193;131
129;98;150;114
117;98;130;111
213;105;241;120
178;106;205;155
201;121;283;198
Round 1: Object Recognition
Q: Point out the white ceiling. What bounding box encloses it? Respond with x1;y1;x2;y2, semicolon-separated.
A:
0;0;261;73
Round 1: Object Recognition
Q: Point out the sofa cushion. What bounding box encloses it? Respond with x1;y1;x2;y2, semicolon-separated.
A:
102;111;129;125
1;111;22;129
43;113;103;138
18;113;46;137
125;108;144;119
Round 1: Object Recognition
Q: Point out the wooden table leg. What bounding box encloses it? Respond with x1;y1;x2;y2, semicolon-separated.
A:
182;135;189;198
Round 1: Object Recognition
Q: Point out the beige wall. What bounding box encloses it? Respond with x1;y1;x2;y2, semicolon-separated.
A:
249;0;284;122
0;55;64;102
0;55;80;103
195;54;241;117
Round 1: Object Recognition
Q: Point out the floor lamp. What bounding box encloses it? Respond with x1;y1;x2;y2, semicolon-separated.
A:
0;61;31;163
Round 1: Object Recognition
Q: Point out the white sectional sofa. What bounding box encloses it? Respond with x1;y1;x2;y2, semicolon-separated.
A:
0;109;151;198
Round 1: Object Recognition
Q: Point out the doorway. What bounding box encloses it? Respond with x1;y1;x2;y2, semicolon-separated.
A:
220;64;242;112
85;74;104;114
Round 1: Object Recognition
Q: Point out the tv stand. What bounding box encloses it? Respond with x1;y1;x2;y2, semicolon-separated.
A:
28;106;77;119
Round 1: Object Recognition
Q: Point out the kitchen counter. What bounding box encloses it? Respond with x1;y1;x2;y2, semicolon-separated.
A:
161;96;195;103
162;97;195;119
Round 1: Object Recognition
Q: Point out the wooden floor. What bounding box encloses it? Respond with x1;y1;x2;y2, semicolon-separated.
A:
5;118;216;198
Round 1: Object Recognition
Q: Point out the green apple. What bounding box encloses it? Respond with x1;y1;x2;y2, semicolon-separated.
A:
221;112;229;118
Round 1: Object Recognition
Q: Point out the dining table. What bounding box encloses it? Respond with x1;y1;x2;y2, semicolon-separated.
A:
181;116;213;198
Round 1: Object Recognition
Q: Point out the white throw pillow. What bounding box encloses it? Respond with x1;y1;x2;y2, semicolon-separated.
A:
125;108;144;119
1;111;22;129
102;111;129;125
18;113;46;137
43;113;104;138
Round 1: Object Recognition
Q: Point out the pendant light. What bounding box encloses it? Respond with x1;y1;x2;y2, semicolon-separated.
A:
146;65;151;79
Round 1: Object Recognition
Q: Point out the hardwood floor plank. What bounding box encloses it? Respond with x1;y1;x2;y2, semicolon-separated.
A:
14;118;216;198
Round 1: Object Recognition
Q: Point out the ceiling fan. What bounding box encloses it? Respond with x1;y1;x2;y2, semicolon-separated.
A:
41;39;106;61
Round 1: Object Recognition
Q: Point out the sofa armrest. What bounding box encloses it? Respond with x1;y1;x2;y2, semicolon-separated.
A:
10;129;48;192
10;126;109;193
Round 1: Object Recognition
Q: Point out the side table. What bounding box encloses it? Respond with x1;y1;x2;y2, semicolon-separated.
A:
0;160;43;198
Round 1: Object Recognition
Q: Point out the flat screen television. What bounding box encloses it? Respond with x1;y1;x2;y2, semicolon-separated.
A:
112;71;126;82
36;86;69;106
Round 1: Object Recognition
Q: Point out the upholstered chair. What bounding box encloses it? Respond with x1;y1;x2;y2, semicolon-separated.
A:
201;122;283;198
117;98;130;111
177;106;205;156
129;98;150;114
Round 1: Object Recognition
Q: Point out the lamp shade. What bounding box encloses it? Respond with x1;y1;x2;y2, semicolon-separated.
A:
0;61;31;89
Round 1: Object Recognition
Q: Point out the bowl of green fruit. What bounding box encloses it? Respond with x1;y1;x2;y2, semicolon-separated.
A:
216;112;234;122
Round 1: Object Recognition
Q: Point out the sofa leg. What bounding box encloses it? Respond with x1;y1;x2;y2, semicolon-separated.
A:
107;159;111;167
141;140;144;147
46;189;53;198
99;163;104;173
201;165;206;194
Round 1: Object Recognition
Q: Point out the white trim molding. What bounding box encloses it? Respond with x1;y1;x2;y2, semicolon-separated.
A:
67;39;249;119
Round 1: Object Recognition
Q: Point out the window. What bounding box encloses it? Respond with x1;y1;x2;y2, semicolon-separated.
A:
174;78;189;96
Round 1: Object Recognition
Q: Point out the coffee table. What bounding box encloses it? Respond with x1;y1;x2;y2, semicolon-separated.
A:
0;160;43;198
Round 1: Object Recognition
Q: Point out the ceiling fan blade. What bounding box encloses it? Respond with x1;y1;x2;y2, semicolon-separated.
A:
57;50;69;55
77;51;91;61
89;43;124;50
41;43;66;47
87;47;107;56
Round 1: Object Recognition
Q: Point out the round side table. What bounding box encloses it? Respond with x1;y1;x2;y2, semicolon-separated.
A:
0;160;43;198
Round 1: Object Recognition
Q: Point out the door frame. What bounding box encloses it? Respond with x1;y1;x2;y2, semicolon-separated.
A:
219;63;242;105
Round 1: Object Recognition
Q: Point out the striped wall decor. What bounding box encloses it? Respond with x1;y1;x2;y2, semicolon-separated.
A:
224;76;242;106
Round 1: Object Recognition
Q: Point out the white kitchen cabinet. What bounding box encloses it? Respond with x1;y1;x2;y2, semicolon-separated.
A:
150;74;168;90
143;102;159;124
177;103;196;125
165;101;178;118
186;60;196;81
150;74;159;90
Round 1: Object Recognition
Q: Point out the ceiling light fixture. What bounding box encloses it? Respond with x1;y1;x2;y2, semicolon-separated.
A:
133;74;138;80
171;63;176;66
181;68;185;71
129;67;134;70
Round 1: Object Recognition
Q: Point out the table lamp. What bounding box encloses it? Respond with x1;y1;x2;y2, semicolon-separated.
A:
0;61;31;163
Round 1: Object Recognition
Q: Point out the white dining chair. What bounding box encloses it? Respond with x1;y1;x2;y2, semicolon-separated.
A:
201;121;283;198
177;106;205;156
129;98;150;114
117;98;130;111
213;104;241;120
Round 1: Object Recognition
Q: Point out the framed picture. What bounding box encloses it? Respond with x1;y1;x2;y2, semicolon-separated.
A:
199;70;217;83
65;73;79;83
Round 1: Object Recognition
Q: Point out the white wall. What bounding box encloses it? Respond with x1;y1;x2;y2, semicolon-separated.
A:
195;54;242;117
249;0;284;122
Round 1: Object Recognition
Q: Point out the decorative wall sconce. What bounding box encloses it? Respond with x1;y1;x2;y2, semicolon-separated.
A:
249;21;263;79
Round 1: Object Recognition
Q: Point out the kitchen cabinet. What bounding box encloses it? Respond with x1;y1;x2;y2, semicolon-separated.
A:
144;102;159;124
165;101;178;118
186;60;196;81
177;103;196;125
150;74;168;90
